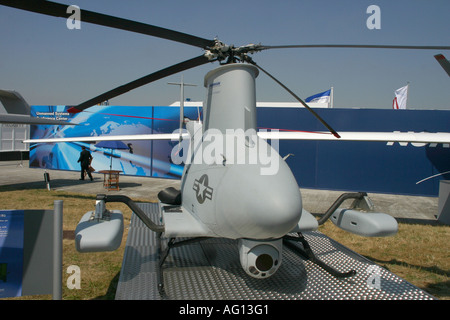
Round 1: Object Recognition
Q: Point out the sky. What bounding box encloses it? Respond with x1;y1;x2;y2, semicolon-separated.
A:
0;0;449;110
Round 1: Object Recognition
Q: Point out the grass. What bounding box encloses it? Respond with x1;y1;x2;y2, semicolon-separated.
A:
0;186;136;300
0;186;448;300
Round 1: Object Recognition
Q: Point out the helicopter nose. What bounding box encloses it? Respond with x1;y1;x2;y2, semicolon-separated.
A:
216;159;302;239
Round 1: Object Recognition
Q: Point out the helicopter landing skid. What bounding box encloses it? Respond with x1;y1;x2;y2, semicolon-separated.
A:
116;203;435;300
283;233;356;278
157;232;356;297
157;236;211;296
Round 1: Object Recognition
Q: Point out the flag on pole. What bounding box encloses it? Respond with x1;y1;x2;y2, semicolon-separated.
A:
393;85;408;109
305;89;331;104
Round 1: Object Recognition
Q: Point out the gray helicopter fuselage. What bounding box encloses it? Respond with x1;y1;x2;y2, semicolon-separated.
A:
179;64;302;239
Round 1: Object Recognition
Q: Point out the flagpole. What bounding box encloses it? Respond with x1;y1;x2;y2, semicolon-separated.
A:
330;87;334;108
405;82;410;109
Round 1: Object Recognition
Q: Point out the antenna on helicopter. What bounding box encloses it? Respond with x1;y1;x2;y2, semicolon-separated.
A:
168;75;197;144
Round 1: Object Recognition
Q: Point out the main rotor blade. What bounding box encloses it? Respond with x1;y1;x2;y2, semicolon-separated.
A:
246;58;340;138
0;0;215;48
434;54;450;77
259;44;450;50
68;55;211;113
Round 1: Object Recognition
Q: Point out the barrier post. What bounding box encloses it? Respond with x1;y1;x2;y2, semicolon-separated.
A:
53;200;63;300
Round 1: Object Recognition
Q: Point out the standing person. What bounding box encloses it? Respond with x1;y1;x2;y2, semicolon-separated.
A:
77;146;93;181
128;143;133;165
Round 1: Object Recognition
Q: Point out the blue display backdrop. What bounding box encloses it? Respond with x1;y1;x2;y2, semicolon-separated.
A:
258;108;450;196
30;106;450;196
30;105;200;179
0;210;24;298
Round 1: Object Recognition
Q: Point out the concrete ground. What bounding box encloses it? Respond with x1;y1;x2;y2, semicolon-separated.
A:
0;160;442;224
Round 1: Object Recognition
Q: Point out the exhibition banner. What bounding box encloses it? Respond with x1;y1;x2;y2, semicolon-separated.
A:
29;105;200;178
0;210;24;298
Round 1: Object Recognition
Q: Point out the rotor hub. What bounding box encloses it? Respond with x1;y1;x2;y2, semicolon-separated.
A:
204;39;263;63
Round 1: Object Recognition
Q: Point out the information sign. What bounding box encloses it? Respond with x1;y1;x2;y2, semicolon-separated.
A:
0;210;24;298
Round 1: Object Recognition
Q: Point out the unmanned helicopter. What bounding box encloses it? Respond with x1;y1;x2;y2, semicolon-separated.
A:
2;1;450;291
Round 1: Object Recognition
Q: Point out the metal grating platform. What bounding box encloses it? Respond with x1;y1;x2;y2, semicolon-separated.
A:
115;203;435;300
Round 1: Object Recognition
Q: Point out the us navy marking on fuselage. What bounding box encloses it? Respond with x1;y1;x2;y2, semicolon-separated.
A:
193;174;213;204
